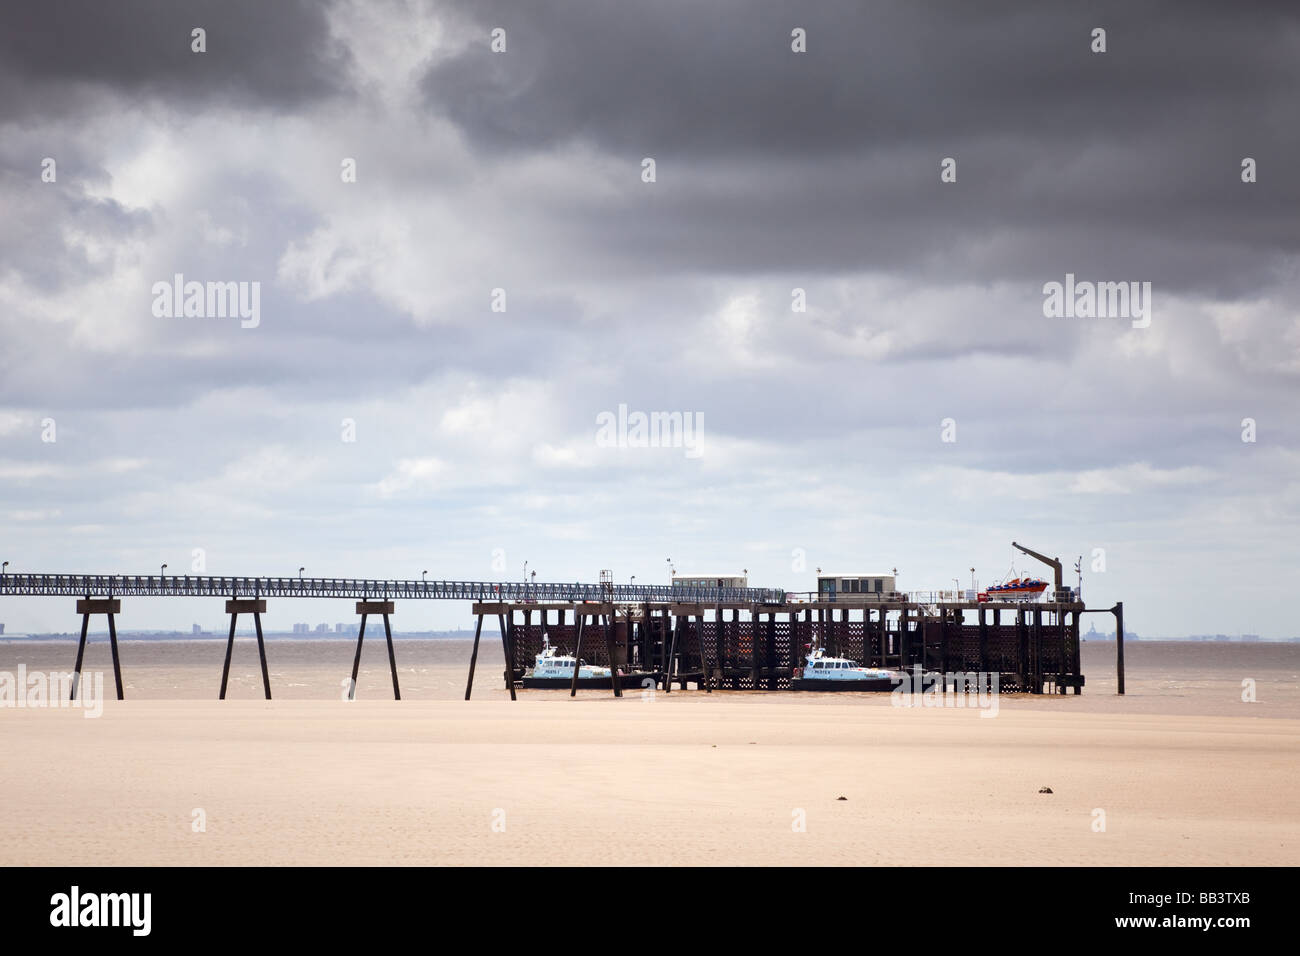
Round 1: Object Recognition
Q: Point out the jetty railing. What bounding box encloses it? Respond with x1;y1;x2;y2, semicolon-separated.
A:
0;572;785;605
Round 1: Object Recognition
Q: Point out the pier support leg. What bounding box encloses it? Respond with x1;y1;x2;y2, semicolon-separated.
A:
605;612;622;698
464;614;484;700
978;607;988;676
1114;602;1125;696
220;599;270;699
716;607;726;688
70;611;89;702
106;610;124;700
940;608;951;676
349;613;368;700
219;609;237;700
697;614;710;692
569;613;586;697
1058;611;1068;695
663;613;678;693
499;613;516;700
766;613;777;690
383;613;400;700
1016;608;1028;692
70;598;125;701
349;601;400;700
254;611;271;700
1072;610;1083;695
899;607;910;670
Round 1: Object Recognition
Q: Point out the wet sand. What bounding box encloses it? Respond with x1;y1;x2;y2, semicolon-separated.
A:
1;640;1296;865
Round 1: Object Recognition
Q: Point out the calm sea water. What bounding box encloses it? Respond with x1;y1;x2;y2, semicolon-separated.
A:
1;638;1296;717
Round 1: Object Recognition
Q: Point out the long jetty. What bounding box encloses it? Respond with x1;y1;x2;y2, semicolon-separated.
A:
0;572;1121;702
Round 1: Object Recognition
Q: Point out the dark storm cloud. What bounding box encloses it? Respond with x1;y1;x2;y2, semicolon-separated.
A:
421;0;1300;153
0;0;353;120
420;0;1300;297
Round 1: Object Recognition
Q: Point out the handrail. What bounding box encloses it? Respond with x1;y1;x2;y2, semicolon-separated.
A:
0;572;785;605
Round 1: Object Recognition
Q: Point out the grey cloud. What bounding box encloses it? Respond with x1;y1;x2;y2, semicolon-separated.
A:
0;0;353;120
418;1;1300;298
0;1;1297;636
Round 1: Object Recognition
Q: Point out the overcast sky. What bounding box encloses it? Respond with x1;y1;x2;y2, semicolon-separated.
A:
1;0;1297;636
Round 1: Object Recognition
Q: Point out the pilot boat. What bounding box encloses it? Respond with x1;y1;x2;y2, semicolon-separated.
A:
790;646;907;692
521;634;616;688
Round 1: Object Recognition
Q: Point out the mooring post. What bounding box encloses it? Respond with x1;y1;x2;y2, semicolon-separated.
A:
464;613;484;700
569;611;586;697
1114;601;1125;695
499;611;516;700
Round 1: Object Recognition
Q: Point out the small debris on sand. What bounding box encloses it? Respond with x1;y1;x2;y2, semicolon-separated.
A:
1039;787;1054;794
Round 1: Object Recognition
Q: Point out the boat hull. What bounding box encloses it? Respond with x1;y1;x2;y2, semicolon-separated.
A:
790;675;905;692
521;672;662;690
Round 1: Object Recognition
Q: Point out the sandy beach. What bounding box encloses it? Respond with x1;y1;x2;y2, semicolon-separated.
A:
1;639;1297;866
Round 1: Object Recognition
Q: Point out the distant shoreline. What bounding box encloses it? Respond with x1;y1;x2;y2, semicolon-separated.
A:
3;634;1298;644
0;632;481;642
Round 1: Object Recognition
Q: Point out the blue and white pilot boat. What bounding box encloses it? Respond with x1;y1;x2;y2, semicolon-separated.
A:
521;633;615;688
790;646;906;692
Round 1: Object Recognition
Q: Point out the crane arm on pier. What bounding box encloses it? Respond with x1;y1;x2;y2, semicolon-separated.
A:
1011;541;1063;593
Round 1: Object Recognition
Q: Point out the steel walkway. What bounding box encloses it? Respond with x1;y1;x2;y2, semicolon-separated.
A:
0;572;785;605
